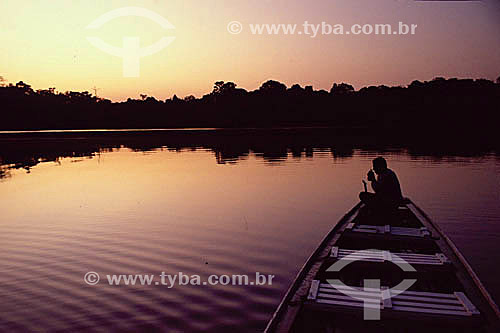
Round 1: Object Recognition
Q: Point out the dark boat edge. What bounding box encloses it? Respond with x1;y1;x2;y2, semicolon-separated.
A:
263;202;363;333
264;198;500;332
406;199;500;319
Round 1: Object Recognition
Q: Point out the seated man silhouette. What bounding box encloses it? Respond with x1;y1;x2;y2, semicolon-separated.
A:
359;157;403;217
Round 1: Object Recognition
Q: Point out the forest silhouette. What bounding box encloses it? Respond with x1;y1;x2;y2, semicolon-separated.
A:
0;76;499;139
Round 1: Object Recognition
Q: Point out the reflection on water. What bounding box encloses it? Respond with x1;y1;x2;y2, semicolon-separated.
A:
1;129;499;177
0;130;499;332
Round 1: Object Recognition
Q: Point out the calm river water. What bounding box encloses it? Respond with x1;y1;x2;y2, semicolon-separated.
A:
0;131;499;332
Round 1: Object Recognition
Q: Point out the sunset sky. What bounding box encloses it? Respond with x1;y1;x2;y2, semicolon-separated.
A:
1;0;499;101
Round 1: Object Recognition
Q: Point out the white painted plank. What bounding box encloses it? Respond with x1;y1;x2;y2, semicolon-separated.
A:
317;299;382;310
330;247;339;258
394;258;442;264
338;254;385;260
436;253;451;264
320;283;382;294
353;229;378;234
392;305;471;316
391;290;457;299
392;295;462;305
396;253;438;258
319;289;382;300
334;247;443;265
455;292;480;315
357;225;379;230
307;280;320;300
338;252;384;257
318;292;381;303
392;300;465;311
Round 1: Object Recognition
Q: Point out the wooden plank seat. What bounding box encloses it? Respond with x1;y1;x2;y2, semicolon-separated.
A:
345;223;431;238
307;280;480;318
330;247;451;266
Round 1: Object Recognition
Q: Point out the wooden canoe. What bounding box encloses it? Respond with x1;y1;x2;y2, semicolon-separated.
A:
264;199;500;332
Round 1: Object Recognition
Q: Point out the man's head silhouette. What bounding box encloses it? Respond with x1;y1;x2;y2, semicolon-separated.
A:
372;157;388;175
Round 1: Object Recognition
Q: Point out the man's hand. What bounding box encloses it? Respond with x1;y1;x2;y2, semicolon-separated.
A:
367;170;376;182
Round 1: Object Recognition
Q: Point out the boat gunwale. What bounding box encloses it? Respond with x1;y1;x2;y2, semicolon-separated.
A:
263;202;363;333
265;198;500;332
407;199;500;320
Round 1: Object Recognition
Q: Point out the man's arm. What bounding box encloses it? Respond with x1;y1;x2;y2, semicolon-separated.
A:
367;170;380;193
371;179;380;193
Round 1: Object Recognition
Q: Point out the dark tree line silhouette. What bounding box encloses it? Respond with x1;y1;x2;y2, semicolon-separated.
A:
1;77;499;139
